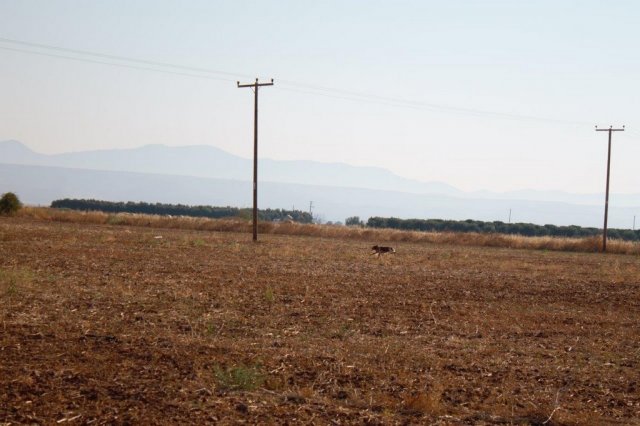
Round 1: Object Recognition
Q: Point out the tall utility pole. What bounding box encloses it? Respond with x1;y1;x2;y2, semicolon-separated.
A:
595;125;625;252
237;78;274;241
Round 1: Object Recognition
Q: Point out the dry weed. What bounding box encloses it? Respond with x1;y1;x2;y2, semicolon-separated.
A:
17;207;639;255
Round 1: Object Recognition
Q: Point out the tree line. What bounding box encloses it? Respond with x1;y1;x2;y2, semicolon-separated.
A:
51;199;312;223
366;216;640;241
49;199;638;241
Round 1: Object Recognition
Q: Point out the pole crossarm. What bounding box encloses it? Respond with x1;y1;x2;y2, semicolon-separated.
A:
237;78;274;241
237;78;274;88
595;124;625;253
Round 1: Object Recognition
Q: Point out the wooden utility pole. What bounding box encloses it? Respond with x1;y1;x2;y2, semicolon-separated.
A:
237;78;274;241
595;125;625;252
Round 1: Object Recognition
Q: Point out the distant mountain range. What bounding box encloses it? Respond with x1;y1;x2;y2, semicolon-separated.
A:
0;140;458;195
1;140;638;228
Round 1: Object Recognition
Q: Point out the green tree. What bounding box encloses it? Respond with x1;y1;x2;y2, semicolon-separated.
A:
345;216;364;226
0;192;22;215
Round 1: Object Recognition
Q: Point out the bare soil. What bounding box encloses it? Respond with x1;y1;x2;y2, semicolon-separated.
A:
1;217;639;424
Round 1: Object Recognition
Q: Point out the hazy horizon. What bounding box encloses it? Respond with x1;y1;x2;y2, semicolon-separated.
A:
1;1;639;194
3;138;640;198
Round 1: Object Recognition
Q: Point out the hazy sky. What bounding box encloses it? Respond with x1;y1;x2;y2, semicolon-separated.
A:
1;0;639;193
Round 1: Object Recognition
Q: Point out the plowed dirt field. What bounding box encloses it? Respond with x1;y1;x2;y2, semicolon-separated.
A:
1;217;639;424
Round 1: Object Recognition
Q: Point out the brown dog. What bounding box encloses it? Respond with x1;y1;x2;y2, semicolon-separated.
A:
371;245;396;256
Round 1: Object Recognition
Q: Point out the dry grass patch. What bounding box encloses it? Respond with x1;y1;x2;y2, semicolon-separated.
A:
18;206;640;255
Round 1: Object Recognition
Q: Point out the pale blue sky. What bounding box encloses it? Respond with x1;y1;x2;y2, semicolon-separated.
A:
1;0;639;192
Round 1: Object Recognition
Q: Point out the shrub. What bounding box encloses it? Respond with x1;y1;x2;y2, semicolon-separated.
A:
213;364;265;391
0;192;22;215
345;216;364;227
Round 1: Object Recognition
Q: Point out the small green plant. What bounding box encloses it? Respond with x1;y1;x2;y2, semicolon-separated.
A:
0;192;22;216
206;322;216;335
0;268;34;296
192;238;206;247
5;280;18;296
213;364;265;391
332;323;353;339
264;287;275;304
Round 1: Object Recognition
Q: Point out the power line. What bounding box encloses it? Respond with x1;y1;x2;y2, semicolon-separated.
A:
278;79;592;126
278;86;590;125
625;128;640;140
0;36;251;80
0;37;593;126
0;45;236;82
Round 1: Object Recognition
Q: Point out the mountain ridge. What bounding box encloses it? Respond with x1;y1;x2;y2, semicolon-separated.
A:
0;140;460;196
1;140;639;211
2;162;639;229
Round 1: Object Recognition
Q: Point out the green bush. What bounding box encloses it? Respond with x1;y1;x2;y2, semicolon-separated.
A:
213;364;265;391
345;216;364;227
0;192;22;215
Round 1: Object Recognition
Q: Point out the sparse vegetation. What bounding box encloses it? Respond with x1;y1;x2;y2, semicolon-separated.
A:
16;206;640;255
0;215;638;423
192;238;206;247
213;364;266;391
0;267;34;296
264;286;275;304
0;192;22;216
